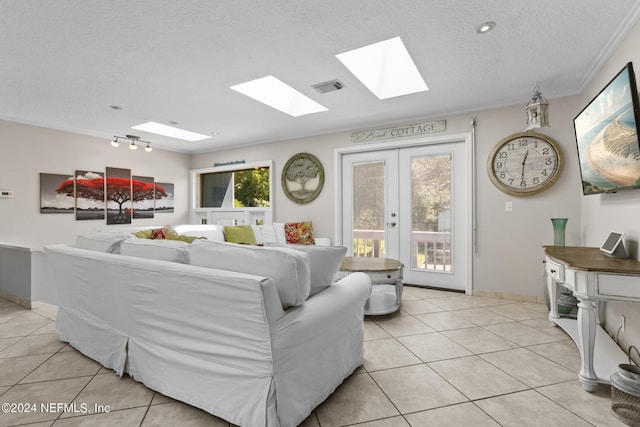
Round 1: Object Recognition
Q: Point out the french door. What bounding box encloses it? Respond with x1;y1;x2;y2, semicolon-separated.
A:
340;139;470;291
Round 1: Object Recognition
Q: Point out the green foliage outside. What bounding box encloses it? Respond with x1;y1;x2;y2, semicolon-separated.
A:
233;168;270;207
352;156;451;232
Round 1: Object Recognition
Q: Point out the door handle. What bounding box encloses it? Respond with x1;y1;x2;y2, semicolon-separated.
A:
386;222;396;227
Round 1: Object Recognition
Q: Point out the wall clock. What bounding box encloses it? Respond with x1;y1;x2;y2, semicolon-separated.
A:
487;131;563;196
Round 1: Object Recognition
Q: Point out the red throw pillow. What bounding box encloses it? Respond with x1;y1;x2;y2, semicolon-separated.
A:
151;228;166;239
284;221;315;245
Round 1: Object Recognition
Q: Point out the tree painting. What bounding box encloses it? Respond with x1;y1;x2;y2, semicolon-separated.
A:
55;171;168;224
155;182;174;213
132;175;159;219
282;153;324;204
74;171;105;220
40;173;74;214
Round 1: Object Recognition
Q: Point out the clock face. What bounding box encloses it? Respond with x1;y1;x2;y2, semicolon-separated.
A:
487;132;563;196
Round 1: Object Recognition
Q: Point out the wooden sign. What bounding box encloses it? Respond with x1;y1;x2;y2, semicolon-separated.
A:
351;120;446;143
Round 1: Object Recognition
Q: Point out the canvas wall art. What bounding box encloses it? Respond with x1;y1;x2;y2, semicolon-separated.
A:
105;167;132;225
155;182;174;213
40;173;74;214
132;175;156;219
74;170;105;220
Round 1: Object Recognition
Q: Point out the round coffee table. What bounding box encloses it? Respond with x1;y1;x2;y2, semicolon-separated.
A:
340;256;404;315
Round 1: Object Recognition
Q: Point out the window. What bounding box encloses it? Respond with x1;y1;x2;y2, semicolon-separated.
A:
199;167;270;208
191;161;273;225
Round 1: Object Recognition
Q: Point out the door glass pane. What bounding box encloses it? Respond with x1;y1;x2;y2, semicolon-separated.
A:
352;161;385;257
411;155;452;271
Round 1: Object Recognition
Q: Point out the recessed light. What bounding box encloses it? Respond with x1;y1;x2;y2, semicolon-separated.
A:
131;122;211;141
476;21;496;34
230;76;328;117
336;37;428;100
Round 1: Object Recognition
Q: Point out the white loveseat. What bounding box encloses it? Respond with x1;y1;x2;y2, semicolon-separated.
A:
45;226;371;427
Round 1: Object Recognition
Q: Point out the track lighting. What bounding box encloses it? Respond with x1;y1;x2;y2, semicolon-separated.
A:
109;134;152;152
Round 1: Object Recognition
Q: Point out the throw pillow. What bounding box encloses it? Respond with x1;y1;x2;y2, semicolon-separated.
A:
134;229;154;239
284;221;315;245
190;240;311;308
267;244;347;296
152;228;166;239
175;225;225;242
151;225;179;240
224;225;257;245
166;235;204;243
76;231;134;254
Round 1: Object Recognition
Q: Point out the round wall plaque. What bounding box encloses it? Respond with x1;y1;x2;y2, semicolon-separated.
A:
282;152;324;204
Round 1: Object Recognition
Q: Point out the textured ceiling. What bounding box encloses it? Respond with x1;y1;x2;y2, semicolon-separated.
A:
1;0;640;153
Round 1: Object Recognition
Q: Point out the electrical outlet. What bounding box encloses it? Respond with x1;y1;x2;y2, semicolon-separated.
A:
505;201;513;212
620;314;626;332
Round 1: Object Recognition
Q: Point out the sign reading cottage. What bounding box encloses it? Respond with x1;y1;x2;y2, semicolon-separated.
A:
351;120;446;143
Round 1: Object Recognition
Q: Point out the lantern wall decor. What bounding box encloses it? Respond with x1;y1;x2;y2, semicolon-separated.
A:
525;85;550;131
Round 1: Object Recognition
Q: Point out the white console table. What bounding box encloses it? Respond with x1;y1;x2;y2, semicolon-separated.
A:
544;246;640;391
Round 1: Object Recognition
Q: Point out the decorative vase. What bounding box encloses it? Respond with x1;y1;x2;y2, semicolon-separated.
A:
551;218;568;246
544;218;569;310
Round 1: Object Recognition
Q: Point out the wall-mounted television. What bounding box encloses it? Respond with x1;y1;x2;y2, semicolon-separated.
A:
574;62;640;195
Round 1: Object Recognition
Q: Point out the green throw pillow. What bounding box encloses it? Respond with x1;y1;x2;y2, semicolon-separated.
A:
166;235;204;243
224;225;257;244
134;229;154;239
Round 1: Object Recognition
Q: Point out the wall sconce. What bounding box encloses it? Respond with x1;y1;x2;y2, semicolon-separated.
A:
110;135;152;152
525;85;550;131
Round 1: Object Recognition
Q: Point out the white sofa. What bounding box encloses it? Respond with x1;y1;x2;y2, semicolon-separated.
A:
45;227;370;427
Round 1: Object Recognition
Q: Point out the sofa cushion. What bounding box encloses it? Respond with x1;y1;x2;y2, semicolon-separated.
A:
76;231;134;254
120;237;191;263
224;225;257;245
174;225;225;242
190;240;311;308
268;244;347;295
273;222;287;243
284;221;315;245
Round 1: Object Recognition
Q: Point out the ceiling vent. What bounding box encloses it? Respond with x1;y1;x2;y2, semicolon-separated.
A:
312;79;345;94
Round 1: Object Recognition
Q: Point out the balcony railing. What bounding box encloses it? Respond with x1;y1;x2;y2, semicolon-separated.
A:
352;229;451;271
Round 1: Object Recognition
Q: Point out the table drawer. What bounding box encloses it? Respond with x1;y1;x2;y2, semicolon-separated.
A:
598;274;640;300
546;258;564;282
367;269;402;283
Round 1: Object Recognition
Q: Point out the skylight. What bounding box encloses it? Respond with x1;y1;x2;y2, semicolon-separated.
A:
230;76;328;117
336;37;428;100
131;122;211;141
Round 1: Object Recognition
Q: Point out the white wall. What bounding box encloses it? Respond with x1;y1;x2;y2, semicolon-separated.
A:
579;19;640;359
0;119;191;248
192;95;583;300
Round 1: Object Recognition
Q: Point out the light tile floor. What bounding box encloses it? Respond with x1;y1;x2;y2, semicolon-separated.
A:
0;287;627;426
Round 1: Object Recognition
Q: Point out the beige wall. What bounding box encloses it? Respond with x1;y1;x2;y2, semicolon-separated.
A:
579;19;640;359
192;95;583;300
0;119;191;247
3;19;638;358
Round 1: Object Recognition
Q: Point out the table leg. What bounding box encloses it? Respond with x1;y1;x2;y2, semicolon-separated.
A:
547;272;559;320
395;278;403;308
577;296;597;392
